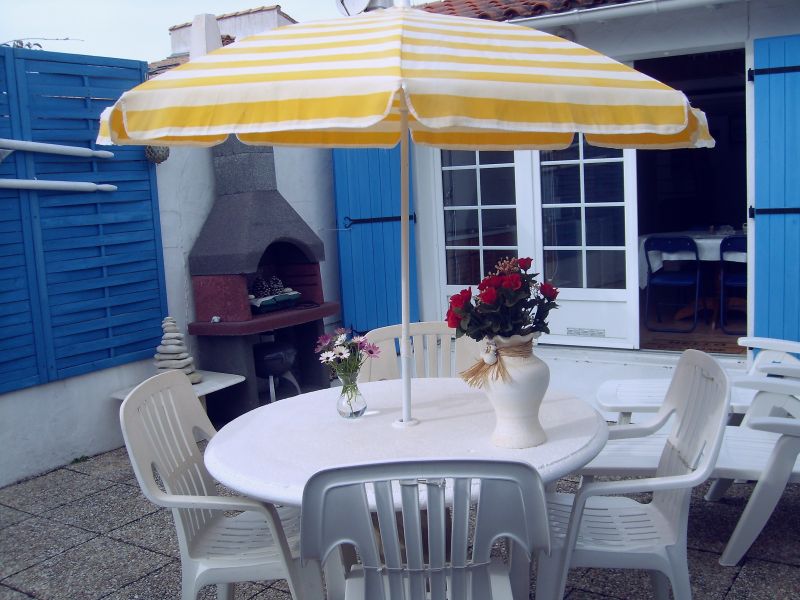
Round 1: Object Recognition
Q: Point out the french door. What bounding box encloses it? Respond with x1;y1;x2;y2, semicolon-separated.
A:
427;136;640;349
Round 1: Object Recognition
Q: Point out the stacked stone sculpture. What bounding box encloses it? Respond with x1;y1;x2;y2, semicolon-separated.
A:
154;317;202;384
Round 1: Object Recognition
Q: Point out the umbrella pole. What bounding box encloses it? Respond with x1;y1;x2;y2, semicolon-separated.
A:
397;96;418;427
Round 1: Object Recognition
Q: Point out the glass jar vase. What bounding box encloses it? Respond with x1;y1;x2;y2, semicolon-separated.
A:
336;373;367;418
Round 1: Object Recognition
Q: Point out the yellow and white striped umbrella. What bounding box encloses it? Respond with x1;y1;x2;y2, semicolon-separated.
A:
99;4;714;425
99;6;713;151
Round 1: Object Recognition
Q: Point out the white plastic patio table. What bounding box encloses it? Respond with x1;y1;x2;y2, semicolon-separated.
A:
205;377;607;503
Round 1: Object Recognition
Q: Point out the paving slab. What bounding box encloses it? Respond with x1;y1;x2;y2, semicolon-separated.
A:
104;562;267;600
0;506;32;531
250;585;293;599
0;516;96;579
564;591;621;599
65;447;134;483
726;558;800;599
0;585;33;599
0;469;114;514
43;484;158;534
3;536;170;600
106;509;179;558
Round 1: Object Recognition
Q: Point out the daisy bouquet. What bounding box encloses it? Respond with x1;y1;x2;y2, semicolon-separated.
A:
316;328;381;402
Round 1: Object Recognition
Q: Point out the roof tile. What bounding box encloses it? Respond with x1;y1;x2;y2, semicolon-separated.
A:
420;0;634;21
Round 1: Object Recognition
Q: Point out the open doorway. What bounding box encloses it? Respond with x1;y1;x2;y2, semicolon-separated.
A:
635;49;747;354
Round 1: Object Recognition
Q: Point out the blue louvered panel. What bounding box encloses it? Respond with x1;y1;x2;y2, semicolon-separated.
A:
0;47;167;387
0;48;47;393
333;146;419;333
754;35;800;341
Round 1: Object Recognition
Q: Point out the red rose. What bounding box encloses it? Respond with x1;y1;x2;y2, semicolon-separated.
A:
479;286;498;304
518;257;532;271
446;308;461;328
449;287;471;309
540;282;559;300
502;274;522;290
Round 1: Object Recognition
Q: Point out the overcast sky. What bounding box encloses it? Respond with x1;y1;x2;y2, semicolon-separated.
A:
1;1;427;63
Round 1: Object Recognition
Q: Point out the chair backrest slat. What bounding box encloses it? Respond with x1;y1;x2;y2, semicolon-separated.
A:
120;370;220;557
301;460;550;597
654;350;730;518
360;322;481;382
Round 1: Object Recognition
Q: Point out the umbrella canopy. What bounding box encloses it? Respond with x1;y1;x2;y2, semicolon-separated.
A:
99;4;714;425
101;6;712;150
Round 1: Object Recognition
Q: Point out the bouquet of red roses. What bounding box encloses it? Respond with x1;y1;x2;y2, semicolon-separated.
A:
446;257;559;342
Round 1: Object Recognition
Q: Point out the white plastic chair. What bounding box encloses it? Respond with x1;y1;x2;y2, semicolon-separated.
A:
120;370;312;600
300;459;551;600
536;349;730;600
584;339;800;566
358;321;481;383
596;336;800;423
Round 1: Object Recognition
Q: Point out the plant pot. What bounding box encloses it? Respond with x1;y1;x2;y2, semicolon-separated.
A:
482;333;549;448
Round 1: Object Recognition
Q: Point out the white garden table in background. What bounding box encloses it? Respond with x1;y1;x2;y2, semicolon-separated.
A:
205;377;607;600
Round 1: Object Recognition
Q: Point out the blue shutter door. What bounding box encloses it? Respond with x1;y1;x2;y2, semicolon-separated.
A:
333;146;419;332
753;35;800;341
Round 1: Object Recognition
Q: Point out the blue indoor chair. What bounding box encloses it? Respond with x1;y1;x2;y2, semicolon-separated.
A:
644;236;701;332
720;234;747;334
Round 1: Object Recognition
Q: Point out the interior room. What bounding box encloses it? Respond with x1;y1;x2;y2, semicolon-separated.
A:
634;49;747;353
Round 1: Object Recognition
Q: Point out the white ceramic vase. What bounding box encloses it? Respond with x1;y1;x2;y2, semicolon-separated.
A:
482;333;549;448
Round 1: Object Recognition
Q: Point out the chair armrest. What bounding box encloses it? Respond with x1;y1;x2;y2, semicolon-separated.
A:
748;416;800;437
152;492;270;513
607;409;674;440
758;364;800;379
732;375;800;396
575;472;703;500
739;337;800;355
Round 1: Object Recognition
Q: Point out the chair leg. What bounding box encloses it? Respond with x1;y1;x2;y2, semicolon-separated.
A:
216;583;234;600
665;545;692;600
704;478;734;502
648;570;671;600
282;370;302;396
534;549;567;600
719;436;800;566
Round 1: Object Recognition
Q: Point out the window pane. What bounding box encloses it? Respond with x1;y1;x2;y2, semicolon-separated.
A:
480;167;515;205
584;146;623;159
481;209;517;247
483;249;517;276
543;207;582;247
583;137;623;159
585;206;625;246
444;210;479;246
446;249;480;284
479;151;514;165
585;162;624;203
540;136;579;162
587;250;626;289
442;150;475;167
540;164;580;204
544;250;583;288
442;169;477;207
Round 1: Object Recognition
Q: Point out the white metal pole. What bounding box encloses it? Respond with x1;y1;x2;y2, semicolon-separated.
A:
0;179;117;192
0;138;114;159
396;96;418;427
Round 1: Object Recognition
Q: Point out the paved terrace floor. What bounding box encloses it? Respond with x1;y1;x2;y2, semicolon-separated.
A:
2;347;797;598
0;443;798;599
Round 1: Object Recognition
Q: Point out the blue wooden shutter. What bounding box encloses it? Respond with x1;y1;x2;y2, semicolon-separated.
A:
0;48;167;392
333;146;419;332
753;35;800;341
0;50;47;392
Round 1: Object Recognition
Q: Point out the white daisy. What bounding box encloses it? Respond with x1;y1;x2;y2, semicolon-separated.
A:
332;346;350;359
319;351;335;364
335;334;347;346
352;335;366;344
